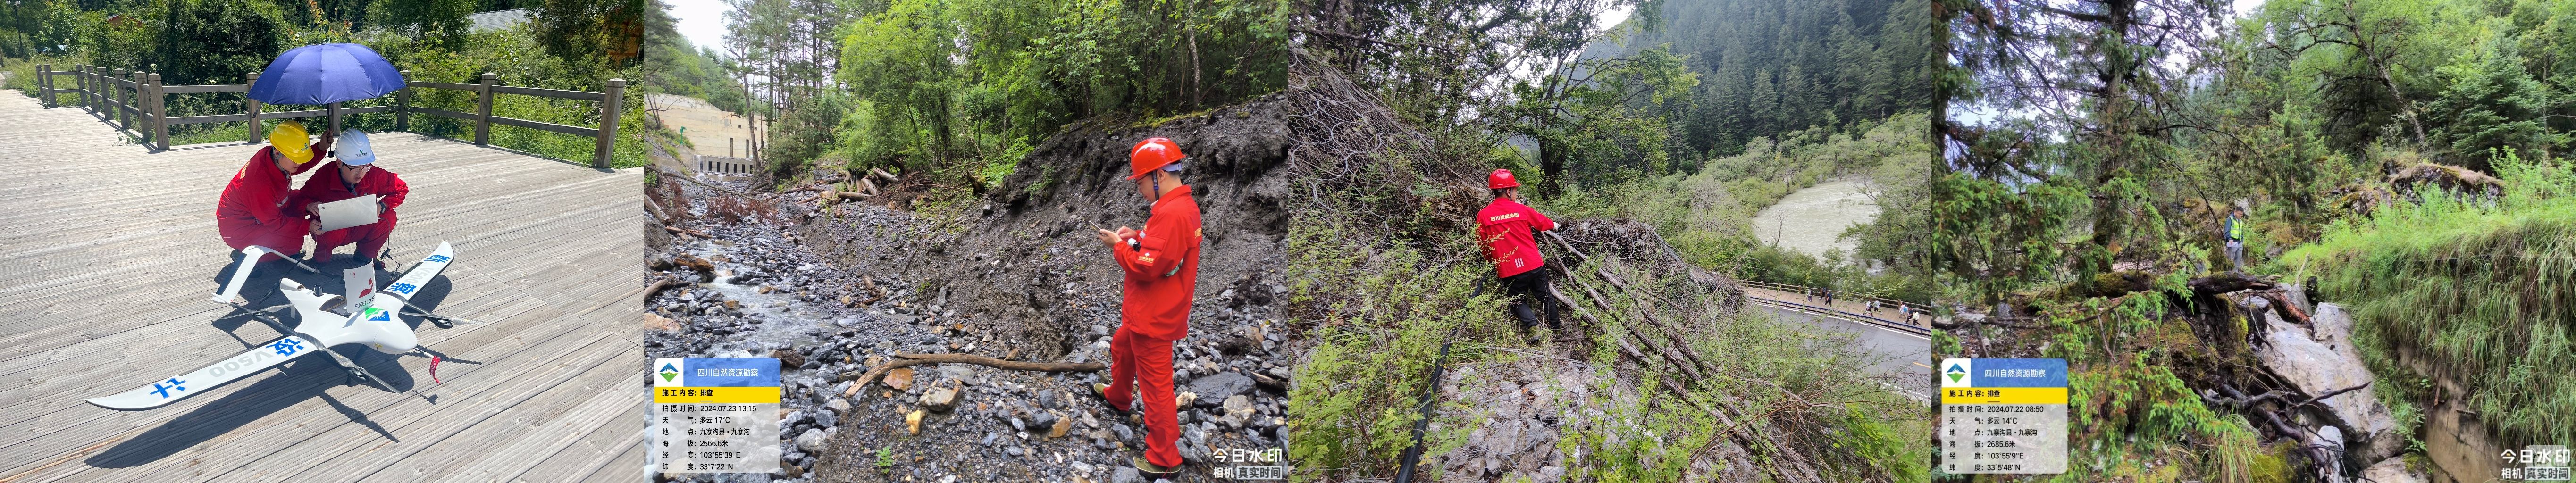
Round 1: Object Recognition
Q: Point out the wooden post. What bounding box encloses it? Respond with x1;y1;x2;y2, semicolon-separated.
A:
594;78;624;168
76;65;90;113
35;65;50;108
474;72;496;145
124;70;143;132
394;70;411;132
82;66;96;114
245;72;263;143
110;69;128;129
147;73;167;150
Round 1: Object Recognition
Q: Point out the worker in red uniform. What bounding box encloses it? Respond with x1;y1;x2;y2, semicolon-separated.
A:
1089;137;1203;477
217;120;329;262
295;130;408;270
1476;169;1562;330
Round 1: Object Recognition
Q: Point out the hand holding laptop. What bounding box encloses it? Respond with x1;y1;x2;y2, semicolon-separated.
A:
316;195;385;232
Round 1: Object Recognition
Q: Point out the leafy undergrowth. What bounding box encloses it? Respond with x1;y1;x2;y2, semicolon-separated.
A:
1946;278;2272;483
1281;220;1505;476
2276;150;2576;449
1284;219;1928;482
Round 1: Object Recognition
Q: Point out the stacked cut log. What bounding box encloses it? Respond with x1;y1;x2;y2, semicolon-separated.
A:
1540;234;1831;483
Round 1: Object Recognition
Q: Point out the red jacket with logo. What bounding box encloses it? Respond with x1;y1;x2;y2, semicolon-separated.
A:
294;161;409;220
1113;185;1204;341
217;146;317;228
1476;197;1557;278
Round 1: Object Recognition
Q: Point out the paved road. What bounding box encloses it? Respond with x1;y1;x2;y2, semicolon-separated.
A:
1752;300;1934;403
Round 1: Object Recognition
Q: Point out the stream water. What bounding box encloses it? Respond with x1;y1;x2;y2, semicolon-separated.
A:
1749;177;1879;259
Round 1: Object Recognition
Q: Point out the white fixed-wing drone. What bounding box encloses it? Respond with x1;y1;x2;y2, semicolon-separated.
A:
85;242;476;411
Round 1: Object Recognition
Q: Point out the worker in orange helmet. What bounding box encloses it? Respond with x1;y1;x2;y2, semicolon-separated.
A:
1476;169;1562;331
216;120;331;263
1090;137;1203;478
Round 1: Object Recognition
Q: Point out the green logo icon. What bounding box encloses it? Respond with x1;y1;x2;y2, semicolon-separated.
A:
1946;363;1967;383
658;362;680;382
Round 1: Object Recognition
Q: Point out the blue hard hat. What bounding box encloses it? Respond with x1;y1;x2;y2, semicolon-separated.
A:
336;129;375;166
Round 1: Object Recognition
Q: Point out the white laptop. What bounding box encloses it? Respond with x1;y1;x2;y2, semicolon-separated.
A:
315;195;382;232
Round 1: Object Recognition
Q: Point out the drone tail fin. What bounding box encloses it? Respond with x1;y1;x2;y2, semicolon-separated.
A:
84;335;320;410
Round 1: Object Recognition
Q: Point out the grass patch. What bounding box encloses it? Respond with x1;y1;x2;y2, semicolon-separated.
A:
2274;150;2576;447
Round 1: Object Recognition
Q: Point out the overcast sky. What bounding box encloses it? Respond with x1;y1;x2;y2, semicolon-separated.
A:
665;0;731;54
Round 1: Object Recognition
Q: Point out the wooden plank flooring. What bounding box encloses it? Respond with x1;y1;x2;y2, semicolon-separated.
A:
0;90;644;483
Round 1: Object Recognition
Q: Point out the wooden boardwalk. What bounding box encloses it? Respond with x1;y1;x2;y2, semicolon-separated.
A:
0;90;644;483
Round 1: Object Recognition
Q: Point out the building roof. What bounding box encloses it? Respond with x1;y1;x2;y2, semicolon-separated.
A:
469;8;530;33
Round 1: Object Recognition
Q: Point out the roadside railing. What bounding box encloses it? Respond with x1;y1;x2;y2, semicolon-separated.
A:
1736;279;1933;333
696;155;758;175
33;64;626;168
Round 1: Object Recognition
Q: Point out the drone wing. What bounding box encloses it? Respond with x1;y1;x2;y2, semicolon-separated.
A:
212;245;293;303
377;242;453;305
84;335;321;410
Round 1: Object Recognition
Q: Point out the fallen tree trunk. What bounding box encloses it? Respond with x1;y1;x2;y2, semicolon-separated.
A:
2190;272;2277;297
839;353;1105;398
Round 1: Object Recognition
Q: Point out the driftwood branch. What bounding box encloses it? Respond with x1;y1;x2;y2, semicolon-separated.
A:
838;353;1106;398
642;279;681;304
672;254;714;272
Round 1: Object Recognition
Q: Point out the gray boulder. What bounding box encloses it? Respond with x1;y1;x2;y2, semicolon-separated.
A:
2254;302;2401;464
794;428;829;452
1186;372;1254;403
2358;456;2428;483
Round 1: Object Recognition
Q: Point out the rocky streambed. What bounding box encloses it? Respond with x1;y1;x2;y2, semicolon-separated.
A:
645;172;1293;483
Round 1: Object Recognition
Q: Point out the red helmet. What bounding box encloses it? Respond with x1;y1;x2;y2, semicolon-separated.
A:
1128;137;1186;180
1487;169;1520;190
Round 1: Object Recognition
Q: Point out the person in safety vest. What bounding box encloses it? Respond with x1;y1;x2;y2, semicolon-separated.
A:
1089;137;1203;477
217;120;330;262
2223;204;2249;271
1476;169;1562;330
295;130;409;270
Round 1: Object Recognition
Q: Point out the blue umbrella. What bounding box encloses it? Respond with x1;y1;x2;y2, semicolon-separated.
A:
246;43;407;106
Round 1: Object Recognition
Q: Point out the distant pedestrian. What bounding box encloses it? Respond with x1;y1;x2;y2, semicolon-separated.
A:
2224;205;2249;271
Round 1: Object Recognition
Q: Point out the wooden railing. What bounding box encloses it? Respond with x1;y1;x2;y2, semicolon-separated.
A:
32;64;626;168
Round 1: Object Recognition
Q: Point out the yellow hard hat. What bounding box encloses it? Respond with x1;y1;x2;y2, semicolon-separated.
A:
269;120;314;164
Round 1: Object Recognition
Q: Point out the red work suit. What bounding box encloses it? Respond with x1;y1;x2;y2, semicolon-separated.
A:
1475;197;1557;278
1104;185;1202;468
294;161;409;264
216;146;316;261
